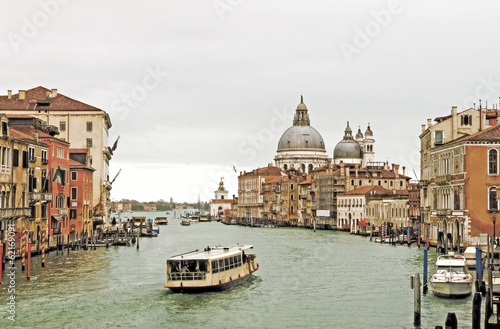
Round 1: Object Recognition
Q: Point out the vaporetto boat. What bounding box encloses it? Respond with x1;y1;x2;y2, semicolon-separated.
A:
430;254;473;298
164;244;259;293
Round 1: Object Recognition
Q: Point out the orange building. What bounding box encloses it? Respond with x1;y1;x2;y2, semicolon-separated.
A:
69;149;94;237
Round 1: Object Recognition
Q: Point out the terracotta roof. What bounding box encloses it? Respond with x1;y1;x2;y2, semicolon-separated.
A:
211;199;237;204
240;166;283;177
341;185;408;196
0;86;103;112
460;123;500;142
9;128;36;141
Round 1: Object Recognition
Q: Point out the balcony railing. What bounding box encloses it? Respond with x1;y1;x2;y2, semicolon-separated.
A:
52;228;61;235
58;208;68;216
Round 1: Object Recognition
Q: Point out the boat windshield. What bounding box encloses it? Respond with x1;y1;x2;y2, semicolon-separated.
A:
168;259;208;281
436;265;466;274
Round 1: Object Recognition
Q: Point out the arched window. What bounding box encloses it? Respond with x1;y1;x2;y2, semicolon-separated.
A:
489;149;498;175
290;205;294;214
489;186;498;211
378;180;381;186
290;194;294;201
351;179;355;186
308;164;313;173
301;164;306;173
359;180;362;186
284;164;288;170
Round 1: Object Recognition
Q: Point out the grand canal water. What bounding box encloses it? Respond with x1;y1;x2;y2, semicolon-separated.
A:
1;211;475;328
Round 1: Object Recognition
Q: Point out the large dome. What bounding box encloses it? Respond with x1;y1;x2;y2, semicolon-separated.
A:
277;125;326;151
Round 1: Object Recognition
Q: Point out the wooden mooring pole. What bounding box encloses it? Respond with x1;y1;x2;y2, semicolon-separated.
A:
412;272;421;326
472;292;481;329
423;246;428;294
444;312;457;329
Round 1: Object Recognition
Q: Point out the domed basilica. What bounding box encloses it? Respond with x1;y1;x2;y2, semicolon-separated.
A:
274;97;328;173
275;97;375;172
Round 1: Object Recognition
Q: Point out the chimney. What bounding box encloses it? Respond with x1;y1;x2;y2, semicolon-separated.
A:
394;164;400;178
51;89;57;97
421;124;426;132
34;132;39;142
19;90;25;100
402;166;406;176
427;118;432;128
354;163;359;177
451;106;458;140
7;90;11;99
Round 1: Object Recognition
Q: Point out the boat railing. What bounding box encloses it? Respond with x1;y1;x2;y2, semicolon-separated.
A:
169;272;206;281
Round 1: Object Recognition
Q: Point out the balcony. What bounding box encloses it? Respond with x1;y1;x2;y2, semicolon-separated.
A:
417;180;429;188
52;228;61;235
29;192;53;202
435;175;451;186
58;208;68;216
41;158;48;165
436;209;452;217
0;207;30;218
29;156;36;163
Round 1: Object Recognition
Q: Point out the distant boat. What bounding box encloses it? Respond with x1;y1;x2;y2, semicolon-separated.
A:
155;217;169;225
199;214;209;222
181;219;191;226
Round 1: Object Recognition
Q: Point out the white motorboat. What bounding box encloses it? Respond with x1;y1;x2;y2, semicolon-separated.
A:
430;254;473;298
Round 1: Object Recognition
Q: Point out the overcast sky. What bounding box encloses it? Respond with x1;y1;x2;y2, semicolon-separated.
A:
1;0;500;203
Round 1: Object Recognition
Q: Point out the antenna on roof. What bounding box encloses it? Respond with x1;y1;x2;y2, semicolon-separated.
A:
479;99;482;110
473;102;476;109
300;95;303;103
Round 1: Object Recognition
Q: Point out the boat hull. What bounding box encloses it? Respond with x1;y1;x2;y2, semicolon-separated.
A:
430;281;472;298
167;273;254;293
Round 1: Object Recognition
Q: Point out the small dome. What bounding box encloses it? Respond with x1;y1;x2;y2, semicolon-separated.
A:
297;102;307;110
277;125;326;151
333;139;363;159
365;124;373;137
333;121;363;160
355;127;363;140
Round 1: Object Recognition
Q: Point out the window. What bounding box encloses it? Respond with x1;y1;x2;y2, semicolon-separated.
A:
13;149;18;167
70;209;77;219
1;121;7;136
489;149;498;175
86;138;93;148
490;187;498;211
86;121;93;131
56;146;64;159
71;171;77;181
60;121;66;131
28;147;35;162
435;131;443;145
71;187;77;200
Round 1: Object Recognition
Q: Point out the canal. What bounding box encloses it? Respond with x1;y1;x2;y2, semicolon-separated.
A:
0;213;474;328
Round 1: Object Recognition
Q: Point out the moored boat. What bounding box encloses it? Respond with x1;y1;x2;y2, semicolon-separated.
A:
155;217;169;225
430;254;473;298
180;219;191;226
164;244;259;293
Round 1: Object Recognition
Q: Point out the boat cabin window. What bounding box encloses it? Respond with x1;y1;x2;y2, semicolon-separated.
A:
168;259;208;281
436;265;466;274
211;254;242;273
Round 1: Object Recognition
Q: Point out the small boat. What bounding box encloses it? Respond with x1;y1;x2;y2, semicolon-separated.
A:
180;219;191;226
189;215;199;222
463;246;483;269
430;254;473;298
155;217;169;225
164;244;259;293
199;214;209;222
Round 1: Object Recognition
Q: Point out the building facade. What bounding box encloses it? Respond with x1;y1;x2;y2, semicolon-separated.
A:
0;87;113;225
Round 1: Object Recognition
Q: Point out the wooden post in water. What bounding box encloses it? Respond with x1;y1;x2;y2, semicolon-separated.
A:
472;292;481;329
444;313;457;329
413;273;421;326
2;241;5;270
41;231;46;268
417;225;421;248
476;246;483;291
21;227;26;271
27;240;31;280
0;243;3;284
407;225;410;246
370;224;373;242
423;246;428;294
106;228;109;249
313;219;316;232
137;219;141;250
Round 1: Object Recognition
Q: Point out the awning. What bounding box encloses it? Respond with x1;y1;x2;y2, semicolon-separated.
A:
51;215;62;221
358;219;368;226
